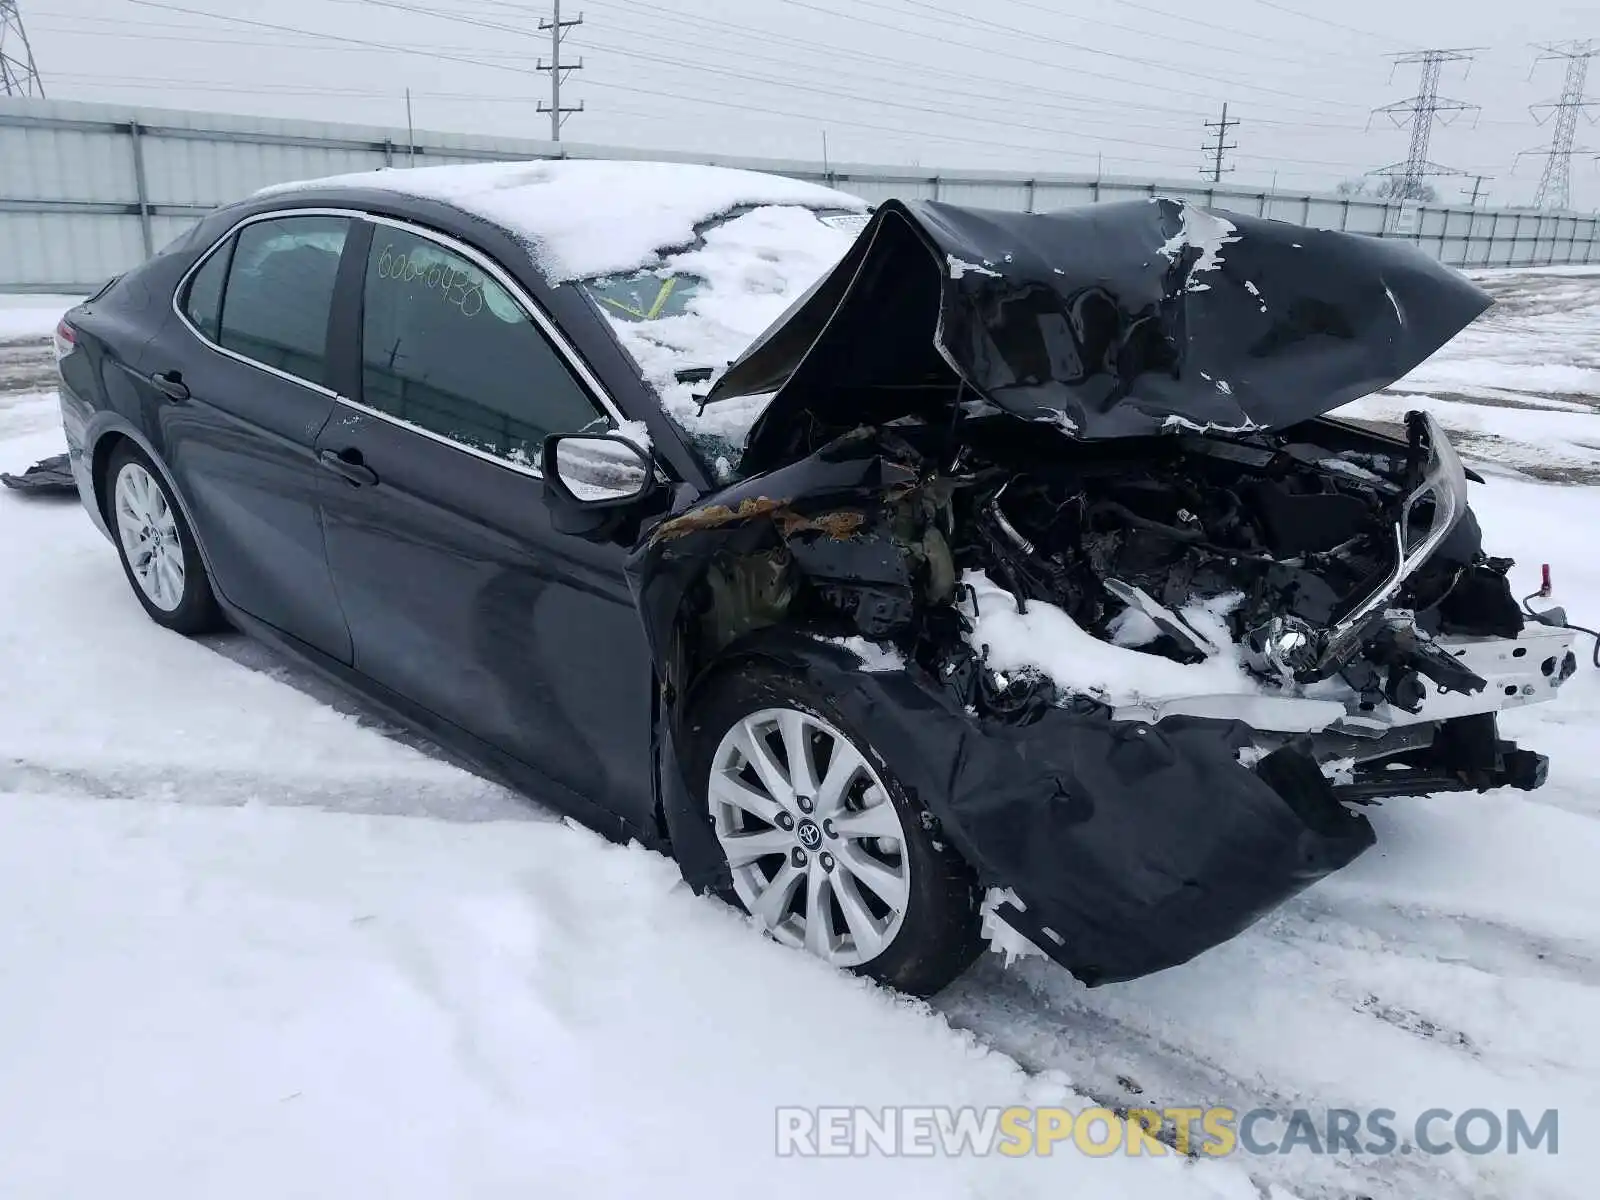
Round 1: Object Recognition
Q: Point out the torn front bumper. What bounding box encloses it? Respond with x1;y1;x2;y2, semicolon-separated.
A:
726;633;1378;986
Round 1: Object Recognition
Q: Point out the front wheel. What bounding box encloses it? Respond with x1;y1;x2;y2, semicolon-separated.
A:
684;662;982;996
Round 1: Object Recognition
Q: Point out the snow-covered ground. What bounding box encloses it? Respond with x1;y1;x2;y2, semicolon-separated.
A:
1340;266;1600;483
0;295;82;398
0;294;82;339
4;272;1600;1200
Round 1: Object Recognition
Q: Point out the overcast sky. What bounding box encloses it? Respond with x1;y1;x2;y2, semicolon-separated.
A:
16;0;1600;208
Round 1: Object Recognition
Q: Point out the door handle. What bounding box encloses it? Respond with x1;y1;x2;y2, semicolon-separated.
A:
150;370;189;402
318;447;379;487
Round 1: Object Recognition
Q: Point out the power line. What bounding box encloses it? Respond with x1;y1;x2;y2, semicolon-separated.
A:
103;3;1160;168
0;0;44;96
906;0;1373;74
537;0;584;140
32;10;1389;138
1518;39;1600;212
1106;0;1380;58
344;0;1235;132
509;0;1384;78
112;0;1396;178
337;0;1234;157
570;0;1378;131
1368;48;1482;208
822;0;1372;115
350;0;1397;170
1202;102;1239;182
1244;0;1414;49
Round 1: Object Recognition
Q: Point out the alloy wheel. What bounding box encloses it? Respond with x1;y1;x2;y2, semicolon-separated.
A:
113;462;185;613
709;707;910;967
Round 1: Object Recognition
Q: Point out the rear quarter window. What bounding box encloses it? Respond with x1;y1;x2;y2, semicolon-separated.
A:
181;241;233;343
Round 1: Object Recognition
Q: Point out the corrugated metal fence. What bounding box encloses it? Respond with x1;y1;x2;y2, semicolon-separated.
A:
3;96;1597;294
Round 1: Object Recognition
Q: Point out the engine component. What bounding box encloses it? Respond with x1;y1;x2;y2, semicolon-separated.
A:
1245;615;1322;683
1104;579;1217;664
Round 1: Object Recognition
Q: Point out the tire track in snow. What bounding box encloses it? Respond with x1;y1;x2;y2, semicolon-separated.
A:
0;756;543;824
1283;894;1600;991
937;958;1480;1200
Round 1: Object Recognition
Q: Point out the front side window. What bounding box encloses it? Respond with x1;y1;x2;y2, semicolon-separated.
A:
217;215;350;388
360;226;606;468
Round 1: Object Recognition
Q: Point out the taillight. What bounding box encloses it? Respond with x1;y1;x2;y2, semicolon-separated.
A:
53;319;76;362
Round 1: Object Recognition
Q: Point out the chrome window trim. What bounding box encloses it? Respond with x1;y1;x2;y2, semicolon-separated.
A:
170;205;364;399
170;206;633;483
333;392;568;480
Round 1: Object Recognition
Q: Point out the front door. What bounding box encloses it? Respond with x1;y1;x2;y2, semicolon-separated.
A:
316;219;656;832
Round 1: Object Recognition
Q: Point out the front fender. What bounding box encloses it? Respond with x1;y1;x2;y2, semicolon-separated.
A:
683;629;1375;985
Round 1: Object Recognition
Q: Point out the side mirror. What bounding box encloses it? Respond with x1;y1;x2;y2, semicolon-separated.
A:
541;432;657;538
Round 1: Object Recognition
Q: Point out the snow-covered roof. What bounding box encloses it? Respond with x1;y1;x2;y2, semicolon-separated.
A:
257;159;867;282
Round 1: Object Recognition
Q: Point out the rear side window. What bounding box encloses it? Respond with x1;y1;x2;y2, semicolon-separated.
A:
359;225;606;468
182;240;232;342
216;216;350;388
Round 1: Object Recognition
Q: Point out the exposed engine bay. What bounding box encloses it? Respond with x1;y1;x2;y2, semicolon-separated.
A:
647;410;1573;804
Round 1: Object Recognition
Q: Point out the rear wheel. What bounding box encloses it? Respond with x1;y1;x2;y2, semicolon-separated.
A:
105;442;223;635
684;662;982;996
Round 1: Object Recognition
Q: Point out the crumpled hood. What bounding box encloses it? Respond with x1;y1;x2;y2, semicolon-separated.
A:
703;197;1491;467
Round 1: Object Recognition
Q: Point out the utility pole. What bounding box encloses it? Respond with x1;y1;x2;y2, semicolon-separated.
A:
1460;174;1492;206
404;87;416;166
537;0;584;143
1201;102;1239;183
1368;48;1481;217
1517;40;1599;212
0;0;45;97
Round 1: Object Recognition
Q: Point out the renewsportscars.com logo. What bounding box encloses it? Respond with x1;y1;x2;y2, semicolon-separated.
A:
775;1106;1560;1159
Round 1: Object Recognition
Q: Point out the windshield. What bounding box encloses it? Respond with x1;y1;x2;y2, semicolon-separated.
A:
582;273;700;324
578;206;868;480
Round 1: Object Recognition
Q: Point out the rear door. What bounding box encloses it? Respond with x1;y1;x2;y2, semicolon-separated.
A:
315;217;657;833
150;212;354;661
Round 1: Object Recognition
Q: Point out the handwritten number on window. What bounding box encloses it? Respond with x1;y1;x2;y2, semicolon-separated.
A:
377;242;486;319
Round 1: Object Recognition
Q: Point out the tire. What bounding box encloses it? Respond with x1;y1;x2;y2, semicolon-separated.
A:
683;661;982;996
104;442;224;635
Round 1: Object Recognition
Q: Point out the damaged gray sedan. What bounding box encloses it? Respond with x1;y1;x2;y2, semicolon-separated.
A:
62;160;1581;998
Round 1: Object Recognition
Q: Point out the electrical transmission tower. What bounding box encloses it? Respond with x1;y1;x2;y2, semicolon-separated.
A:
0;0;45;97
1201;102;1239;183
1518;40;1599;212
1460;174;1492;206
1368;49;1481;207
537;0;583;143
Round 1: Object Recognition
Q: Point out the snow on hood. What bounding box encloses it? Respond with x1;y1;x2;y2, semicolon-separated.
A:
256;159;866;282
1158;204;1240;293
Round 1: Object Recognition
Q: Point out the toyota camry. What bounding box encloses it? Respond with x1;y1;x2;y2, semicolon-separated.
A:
52;159;1581;996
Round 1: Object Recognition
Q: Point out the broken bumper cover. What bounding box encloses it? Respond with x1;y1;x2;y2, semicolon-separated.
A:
0;452;76;494
733;634;1378;986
